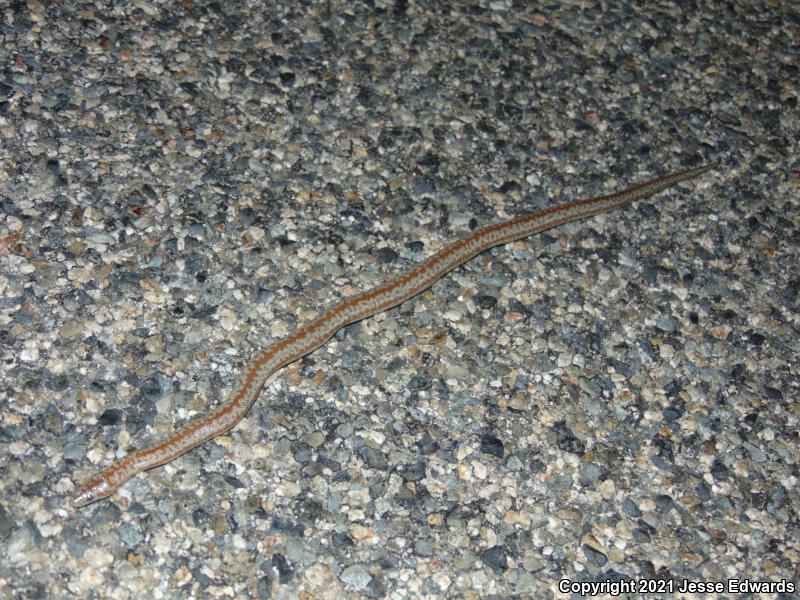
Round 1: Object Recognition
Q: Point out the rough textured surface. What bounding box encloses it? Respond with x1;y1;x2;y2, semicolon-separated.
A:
0;1;797;598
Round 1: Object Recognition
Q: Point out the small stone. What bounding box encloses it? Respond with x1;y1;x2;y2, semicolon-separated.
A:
303;431;325;448
340;565;372;590
480;546;508;573
480;434;504;458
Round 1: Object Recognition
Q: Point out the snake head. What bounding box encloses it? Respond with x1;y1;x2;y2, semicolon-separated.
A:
72;474;115;508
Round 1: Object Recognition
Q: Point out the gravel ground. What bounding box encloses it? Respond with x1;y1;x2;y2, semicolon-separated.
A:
1;1;798;598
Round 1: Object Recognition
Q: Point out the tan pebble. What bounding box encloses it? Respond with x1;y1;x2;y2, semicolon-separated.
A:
171;565;192;587
350;523;372;540
427;513;444;526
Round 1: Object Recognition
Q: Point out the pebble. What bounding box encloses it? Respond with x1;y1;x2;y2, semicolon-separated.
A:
340;565;372;590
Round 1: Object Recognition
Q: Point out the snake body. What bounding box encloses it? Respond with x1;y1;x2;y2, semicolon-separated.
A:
72;163;714;507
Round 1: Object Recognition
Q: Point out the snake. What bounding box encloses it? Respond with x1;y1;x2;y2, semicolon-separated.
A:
72;162;715;507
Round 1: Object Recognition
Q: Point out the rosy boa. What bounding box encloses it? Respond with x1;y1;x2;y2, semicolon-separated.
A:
72;163;714;507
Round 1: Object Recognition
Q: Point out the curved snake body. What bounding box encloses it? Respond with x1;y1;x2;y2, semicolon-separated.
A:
72;163;714;507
